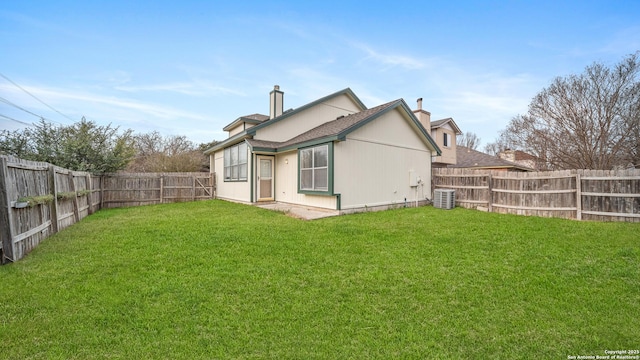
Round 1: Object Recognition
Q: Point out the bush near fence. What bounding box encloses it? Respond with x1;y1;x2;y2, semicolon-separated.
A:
0;155;214;264
433;168;640;222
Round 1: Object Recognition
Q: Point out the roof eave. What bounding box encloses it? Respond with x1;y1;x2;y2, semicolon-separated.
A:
432;118;462;135
246;88;368;136
222;117;264;132
457;165;533;171
278;136;341;152
203;132;248;155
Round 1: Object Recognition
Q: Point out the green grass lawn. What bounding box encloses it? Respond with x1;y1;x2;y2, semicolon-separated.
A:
1;200;638;359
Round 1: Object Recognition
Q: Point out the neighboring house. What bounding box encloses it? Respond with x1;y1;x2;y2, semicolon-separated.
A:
498;149;545;171
450;146;534;171
204;86;441;213
412;98;462;167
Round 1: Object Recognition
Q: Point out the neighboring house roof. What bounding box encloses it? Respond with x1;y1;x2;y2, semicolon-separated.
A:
450;146;534;171
498;149;545;170
513;150;537;161
204;88;367;155
222;113;269;131
431;117;462;134
248;99;441;154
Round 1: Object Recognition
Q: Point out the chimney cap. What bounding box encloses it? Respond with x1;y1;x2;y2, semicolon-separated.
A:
274;85;280;91
417;98;423;110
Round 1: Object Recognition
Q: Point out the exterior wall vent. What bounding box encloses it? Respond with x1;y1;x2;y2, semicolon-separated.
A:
433;189;455;210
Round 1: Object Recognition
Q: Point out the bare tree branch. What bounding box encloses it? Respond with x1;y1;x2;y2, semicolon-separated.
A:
489;52;640;170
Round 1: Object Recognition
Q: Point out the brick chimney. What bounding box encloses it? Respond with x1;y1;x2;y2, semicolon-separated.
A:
269;85;284;119
413;97;431;132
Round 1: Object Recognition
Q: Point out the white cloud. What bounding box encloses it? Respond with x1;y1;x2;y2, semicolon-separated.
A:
353;43;428;70
0;82;210;126
33;87;208;121
115;82;245;97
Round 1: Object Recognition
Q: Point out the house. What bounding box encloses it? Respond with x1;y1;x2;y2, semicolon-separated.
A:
204;86;441;213
498;149;545;171
450;146;534;171
412;99;462;167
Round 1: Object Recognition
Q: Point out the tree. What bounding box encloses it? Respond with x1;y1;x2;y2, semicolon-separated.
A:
486;52;640;170
457;131;481;150
0;118;135;173
127;131;209;172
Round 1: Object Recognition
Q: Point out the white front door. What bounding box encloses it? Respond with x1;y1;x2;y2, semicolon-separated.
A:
257;156;274;201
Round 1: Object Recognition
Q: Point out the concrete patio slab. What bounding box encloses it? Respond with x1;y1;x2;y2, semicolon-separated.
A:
256;202;340;220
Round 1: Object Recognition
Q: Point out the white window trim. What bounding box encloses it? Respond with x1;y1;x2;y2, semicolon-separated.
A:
299;144;329;192
223;142;248;182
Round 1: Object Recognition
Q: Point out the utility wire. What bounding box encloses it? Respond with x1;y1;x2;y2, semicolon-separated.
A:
0;113;33;126
0;96;47;120
0;72;75;123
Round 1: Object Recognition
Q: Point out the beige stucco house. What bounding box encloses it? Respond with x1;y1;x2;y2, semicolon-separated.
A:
204;86;441;213
412;99;462;167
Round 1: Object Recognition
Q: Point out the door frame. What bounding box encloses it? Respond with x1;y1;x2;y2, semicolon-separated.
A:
256;155;275;201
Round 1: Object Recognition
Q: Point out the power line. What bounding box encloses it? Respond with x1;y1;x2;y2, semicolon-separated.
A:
0;113;33;126
0;96;47;120
0;72;75;123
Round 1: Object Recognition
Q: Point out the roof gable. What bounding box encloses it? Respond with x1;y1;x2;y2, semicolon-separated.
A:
431;117;462;134
248;99;441;154
246;88;367;137
205;88;441;156
222;113;269;131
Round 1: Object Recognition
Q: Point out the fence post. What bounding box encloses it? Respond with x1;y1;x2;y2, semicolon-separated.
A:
68;172;79;223
100;175;105;210
160;175;164;204
487;172;493;212
48;165;59;234
576;173;582;221
211;173;215;199
86;174;94;215
0;157;14;263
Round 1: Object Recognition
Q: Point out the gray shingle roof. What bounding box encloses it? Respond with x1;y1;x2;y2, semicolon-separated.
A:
248;100;401;151
243;113;269;121
451;146;533;171
222;113;269;131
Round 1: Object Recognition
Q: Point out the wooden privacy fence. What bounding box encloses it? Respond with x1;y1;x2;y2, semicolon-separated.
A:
433;168;640;222
101;172;214;208
0;155;214;264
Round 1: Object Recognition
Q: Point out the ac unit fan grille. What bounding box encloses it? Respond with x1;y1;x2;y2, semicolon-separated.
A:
434;189;455;209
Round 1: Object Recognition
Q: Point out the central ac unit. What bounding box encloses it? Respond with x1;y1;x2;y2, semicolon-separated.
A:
434;189;455;209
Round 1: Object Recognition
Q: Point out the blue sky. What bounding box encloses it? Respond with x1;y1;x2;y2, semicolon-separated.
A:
1;1;639;148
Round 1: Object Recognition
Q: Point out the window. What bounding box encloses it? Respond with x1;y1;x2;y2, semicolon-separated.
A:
224;142;248;181
443;133;451;147
300;144;328;192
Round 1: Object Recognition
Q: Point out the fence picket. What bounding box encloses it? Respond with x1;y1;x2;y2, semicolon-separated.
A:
0;155;216;263
433;168;640;222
